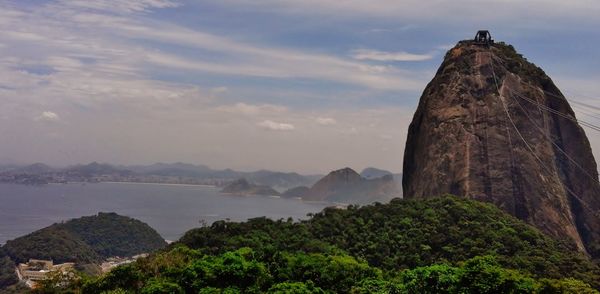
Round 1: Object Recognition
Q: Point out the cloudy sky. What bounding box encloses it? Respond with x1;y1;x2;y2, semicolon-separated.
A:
2;0;600;174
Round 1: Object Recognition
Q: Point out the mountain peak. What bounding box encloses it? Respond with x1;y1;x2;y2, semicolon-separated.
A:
403;36;600;256
328;167;361;180
301;167;400;203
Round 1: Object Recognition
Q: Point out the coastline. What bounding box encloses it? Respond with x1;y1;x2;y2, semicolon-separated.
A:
219;191;345;206
62;181;217;188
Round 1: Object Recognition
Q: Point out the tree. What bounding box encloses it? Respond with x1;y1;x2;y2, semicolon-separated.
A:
267;281;325;294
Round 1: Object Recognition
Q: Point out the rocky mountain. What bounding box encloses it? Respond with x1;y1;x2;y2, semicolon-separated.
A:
402;37;600;257
360;167;393;179
302;168;401;204
220;178;280;196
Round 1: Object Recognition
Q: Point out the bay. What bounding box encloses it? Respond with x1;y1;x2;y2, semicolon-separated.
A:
0;182;329;245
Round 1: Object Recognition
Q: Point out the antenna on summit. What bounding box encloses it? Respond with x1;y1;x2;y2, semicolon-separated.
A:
474;30;493;46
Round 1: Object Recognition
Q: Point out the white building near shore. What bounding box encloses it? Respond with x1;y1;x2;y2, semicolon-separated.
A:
16;259;75;288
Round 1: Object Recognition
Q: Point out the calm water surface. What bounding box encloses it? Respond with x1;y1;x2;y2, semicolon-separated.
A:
0;182;329;244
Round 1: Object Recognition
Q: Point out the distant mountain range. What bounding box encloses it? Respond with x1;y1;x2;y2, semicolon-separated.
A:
300;167;401;204
0;162;324;191
227;167;403;204
0;163;402;202
120;162;322;190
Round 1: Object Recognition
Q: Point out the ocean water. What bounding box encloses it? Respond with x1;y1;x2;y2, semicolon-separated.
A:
0;182;329;245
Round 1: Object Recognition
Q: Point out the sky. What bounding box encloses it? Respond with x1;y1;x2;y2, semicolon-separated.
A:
1;0;600;174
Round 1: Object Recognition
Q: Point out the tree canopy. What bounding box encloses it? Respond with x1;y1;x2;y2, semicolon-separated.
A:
39;196;600;293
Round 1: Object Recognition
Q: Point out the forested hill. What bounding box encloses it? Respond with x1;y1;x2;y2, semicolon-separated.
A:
47;196;600;293
0;213;166;291
1;212;166;264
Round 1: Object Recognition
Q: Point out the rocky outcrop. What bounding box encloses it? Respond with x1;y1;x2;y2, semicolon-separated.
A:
281;186;310;198
402;40;600;256
220;178;280;196
302;168;400;204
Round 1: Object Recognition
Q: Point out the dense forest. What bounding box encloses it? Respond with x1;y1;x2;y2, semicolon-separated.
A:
36;196;600;293
0;212;166;290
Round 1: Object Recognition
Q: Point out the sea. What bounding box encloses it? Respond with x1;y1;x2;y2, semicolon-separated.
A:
0;182;329;245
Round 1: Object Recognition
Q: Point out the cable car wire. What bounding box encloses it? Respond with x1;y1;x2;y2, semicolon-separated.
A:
489;52;599;215
517;80;600;115
507;89;600;188
506;88;600;132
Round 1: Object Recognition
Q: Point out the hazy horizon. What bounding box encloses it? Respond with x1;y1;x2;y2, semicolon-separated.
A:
0;160;404;175
2;1;600;174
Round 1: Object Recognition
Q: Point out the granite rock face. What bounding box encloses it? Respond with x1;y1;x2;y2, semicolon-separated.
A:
402;41;600;256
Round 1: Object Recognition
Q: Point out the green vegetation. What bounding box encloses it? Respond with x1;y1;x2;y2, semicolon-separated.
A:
60;213;167;258
0;257;17;289
1;227;101;264
1;212;165;264
36;196;600;293
492;42;548;85
40;247;598;293
179;196;600;285
0;212;166;290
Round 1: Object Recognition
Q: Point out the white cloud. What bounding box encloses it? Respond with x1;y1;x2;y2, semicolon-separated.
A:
351;49;433;62
3;31;47;42
46;56;84;71
54;6;425;90
0;2;430;93
2;0;600;175
315;117;337;125
56;0;179;14
257;120;295;131
218;103;287;116
35;111;60;122
211;87;228;94
220;0;600;25
142;48;422;91
437;44;456;51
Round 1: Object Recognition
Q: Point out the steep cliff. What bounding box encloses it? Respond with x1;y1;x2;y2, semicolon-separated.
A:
402;39;600;256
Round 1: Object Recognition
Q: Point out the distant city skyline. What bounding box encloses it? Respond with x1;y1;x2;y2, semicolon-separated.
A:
1;1;600;174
